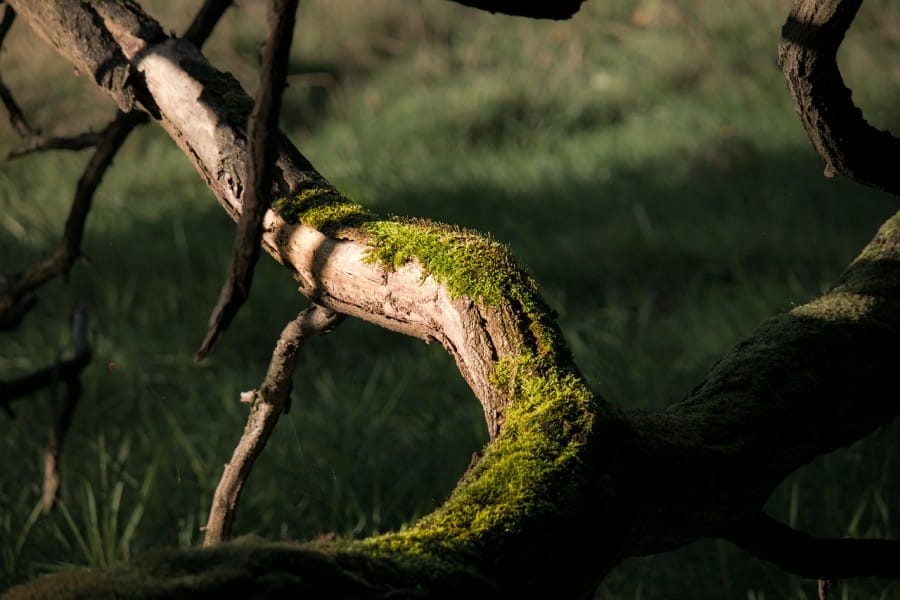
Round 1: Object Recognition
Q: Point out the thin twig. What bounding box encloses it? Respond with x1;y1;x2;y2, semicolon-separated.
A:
0;309;91;416
0;308;90;506
7;131;103;160
0;110;145;330
41;308;89;511
204;303;343;545
0;6;40;140
197;0;299;360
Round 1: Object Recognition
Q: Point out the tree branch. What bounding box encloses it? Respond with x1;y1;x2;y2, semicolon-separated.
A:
0;0;236;330
7;131;103;160
8;2;900;598
182;0;234;48
779;0;900;195
0;6;39;140
446;0;585;20
0;308;91;415
203;303;343;546
197;0;299;360
41;308;89;512
725;512;900;580
0;109;145;330
0;308;90;510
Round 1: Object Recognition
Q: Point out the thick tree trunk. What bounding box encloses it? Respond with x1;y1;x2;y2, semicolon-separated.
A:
5;1;900;598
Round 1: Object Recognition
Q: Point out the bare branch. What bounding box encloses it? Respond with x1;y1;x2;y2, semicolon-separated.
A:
41;308;89;512
6;131;103;160
725;512;900;580
204;304;343;545
0;6;40;140
182;0;234;48
0;309;91;412
779;0;900;196
0;108;146;329
447;0;585;19
197;0;299;360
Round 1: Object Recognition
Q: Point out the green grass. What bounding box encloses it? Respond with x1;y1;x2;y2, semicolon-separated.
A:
2;0;900;598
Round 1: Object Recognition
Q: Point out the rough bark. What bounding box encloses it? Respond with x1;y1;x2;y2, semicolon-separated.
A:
779;0;900;194
4;1;900;598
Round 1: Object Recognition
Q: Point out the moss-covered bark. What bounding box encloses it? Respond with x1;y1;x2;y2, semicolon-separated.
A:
5;1;900;598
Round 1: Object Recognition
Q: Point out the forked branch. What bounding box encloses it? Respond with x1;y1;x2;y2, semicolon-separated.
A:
203;303;343;546
0;0;235;330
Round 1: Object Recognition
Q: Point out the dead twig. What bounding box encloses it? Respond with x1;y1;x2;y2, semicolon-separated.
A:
182;0;234;47
41;308;89;511
7;131;103;160
197;0;299;360
0;0;236;330
204;303;343;545
0;5;40;140
0;110;145;330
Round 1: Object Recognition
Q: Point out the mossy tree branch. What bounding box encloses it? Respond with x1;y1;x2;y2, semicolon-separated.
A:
4;1;900;598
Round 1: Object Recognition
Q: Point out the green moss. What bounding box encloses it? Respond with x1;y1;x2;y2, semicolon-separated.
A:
359;352;596;558
790;291;877;322
272;184;373;232
362;219;566;359
270;185;595;573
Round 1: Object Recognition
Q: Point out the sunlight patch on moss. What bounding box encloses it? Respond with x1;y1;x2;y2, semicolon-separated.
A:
272;184;372;231
790;292;877;322
362;218;565;357
359;352;596;559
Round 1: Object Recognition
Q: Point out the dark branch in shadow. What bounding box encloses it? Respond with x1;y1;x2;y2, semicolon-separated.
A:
197;0;299;360
779;0;900;196
0;307;90;426
0;6;39;140
0;109;145;330
7;131;103;160
182;0;234;48
41;308;90;511
446;0;585;19
725;512;900;580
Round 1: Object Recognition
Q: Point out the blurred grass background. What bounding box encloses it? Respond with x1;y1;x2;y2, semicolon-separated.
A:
1;0;899;597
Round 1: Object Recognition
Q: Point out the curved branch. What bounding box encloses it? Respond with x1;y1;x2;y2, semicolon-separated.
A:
779;0;900;195
8;2;900;599
726;512;900;580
